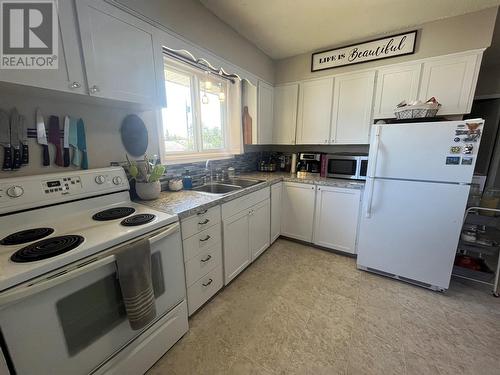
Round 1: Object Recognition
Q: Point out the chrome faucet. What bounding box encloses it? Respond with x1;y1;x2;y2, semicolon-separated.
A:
205;159;213;182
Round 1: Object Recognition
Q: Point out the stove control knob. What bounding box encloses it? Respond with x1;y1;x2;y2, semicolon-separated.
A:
112;176;123;185
95;175;106;184
7;185;24;198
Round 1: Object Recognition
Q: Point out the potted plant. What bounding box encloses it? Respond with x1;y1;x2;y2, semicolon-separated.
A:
126;155;165;200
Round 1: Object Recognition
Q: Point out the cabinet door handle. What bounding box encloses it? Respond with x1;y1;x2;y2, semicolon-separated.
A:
201;255;212;263
69;82;81;89
89;85;100;94
197;210;208;215
198;219;210;225
200;235;211;242
202;278;213;287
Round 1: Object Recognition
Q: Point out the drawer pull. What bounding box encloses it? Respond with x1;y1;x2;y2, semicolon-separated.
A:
201;255;212;263
200;235;211;242
198;219;210;225
202;278;213;287
197;210;208;215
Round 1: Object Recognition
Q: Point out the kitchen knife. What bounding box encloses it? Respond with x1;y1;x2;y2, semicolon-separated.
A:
68;117;79;166
77;119;88;169
20;114;28;165
63;115;70;167
10;108;21;170
36;109;49;166
48;115;63;166
0;110;12;170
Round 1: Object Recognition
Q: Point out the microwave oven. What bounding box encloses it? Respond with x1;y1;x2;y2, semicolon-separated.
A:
324;153;368;180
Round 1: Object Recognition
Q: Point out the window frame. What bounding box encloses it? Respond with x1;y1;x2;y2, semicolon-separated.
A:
159;57;232;164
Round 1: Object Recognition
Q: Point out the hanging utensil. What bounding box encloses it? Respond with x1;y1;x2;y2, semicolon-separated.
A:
0;110;12;170
10;108;21;170
48;115;63;166
36;108;49;166
77;119;88;169
63;116;70;167
68;117;79;167
20;114;28;165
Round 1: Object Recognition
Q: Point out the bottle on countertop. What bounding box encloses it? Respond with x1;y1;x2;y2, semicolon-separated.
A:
182;169;193;190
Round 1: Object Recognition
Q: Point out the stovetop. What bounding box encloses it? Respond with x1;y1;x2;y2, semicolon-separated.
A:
0;192;177;291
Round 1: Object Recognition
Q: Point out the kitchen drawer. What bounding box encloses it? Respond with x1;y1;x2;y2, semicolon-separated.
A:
183;223;221;262
185;243;222;287
181;206;221;240
222;187;270;219
187;265;223;316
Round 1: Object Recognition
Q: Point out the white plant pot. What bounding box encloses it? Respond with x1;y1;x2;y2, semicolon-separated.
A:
135;181;161;200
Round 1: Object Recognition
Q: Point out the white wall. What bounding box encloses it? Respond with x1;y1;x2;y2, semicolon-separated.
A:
114;0;274;83
0;86;158;178
275;7;498;84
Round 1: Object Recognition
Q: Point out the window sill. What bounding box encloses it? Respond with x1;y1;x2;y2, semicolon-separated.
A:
162;152;234;165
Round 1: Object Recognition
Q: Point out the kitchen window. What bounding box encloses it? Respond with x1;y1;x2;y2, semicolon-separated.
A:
160;55;241;164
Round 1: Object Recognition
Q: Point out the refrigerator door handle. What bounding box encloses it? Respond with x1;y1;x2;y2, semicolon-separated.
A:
365;127;381;218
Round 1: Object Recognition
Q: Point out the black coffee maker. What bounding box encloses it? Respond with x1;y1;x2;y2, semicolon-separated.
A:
297;153;322;173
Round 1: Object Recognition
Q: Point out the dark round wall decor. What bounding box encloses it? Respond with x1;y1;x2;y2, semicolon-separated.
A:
120;114;148;157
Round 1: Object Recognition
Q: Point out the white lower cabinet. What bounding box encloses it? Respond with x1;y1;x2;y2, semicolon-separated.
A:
222;187;270;284
181;206;223;316
313;186;361;254
281;182;316;242
250;199;271;260
223;209;251;284
270;182;282;243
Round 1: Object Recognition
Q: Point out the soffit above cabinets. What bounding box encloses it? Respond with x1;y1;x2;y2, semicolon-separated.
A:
199;0;500;59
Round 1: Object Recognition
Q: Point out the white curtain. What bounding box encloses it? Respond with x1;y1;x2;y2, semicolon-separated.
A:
227;79;243;155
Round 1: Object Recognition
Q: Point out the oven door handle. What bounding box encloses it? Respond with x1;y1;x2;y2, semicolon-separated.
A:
0;222;180;307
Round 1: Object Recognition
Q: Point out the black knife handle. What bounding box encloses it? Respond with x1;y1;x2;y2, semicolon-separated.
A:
21;143;29;164
2;146;12;170
12;147;21;170
63;148;70;167
42;144;50;166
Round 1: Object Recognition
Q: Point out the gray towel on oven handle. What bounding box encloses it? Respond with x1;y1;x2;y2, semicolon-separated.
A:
115;238;157;331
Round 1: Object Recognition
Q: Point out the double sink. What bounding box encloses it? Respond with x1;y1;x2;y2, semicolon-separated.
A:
193;178;264;195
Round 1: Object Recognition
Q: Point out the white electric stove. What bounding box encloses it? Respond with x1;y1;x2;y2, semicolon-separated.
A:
0;167;188;375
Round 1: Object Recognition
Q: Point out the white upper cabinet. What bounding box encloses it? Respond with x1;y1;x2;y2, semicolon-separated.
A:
419;53;481;115
273;84;299;145
75;0;159;104
257;81;274;144
0;0;86;95
313;186;361;254
373;64;422;119
296;78;334;145
331;71;375;144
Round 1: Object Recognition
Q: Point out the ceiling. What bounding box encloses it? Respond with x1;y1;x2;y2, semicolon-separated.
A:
199;0;500;59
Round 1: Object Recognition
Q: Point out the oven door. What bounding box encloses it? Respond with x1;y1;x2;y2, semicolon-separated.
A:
0;223;185;375
326;157;358;179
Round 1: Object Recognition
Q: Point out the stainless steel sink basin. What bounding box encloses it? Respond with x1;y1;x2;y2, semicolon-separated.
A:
192;183;242;194
192;178;264;195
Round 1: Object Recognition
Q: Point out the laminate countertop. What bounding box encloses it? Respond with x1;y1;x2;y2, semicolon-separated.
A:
138;172;364;219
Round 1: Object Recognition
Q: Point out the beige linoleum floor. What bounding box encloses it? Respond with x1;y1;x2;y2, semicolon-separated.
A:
148;239;500;375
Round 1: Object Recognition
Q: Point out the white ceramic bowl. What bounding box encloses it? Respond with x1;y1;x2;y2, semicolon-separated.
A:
135;181;161;200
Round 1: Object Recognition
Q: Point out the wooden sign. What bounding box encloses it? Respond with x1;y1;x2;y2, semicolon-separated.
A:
311;31;417;72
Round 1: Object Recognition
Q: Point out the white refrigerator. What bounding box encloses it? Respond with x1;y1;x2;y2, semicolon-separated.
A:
357;119;484;291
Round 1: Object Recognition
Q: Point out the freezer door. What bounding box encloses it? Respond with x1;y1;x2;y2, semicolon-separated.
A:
369;121;482;183
357;178;469;289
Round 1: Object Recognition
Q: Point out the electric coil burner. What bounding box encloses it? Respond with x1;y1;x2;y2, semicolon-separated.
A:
121;214;156;226
11;235;85;263
1;228;55;245
92;207;135;221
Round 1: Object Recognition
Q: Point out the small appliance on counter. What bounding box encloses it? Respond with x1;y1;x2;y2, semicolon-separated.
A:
296;153;322;178
323;153;368;180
